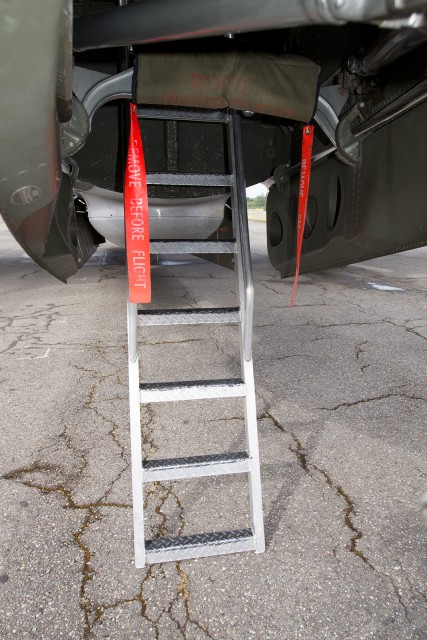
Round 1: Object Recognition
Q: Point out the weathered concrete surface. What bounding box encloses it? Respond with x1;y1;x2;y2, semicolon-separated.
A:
0;220;426;639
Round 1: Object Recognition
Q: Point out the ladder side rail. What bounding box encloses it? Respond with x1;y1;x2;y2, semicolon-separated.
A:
229;111;254;362
228;110;265;553
240;355;265;553
228;112;247;341
127;301;146;567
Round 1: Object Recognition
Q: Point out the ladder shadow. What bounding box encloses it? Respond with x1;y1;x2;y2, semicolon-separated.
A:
262;465;301;548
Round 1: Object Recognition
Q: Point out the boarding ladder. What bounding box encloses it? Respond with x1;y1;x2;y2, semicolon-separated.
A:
127;108;265;566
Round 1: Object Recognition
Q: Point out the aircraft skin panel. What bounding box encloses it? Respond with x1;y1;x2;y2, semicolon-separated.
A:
267;99;427;278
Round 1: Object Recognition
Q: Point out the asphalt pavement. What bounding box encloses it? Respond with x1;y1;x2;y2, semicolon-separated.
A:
0;220;426;639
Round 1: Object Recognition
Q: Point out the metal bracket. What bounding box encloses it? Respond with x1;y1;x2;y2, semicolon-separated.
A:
275;76;427;183
314;95;339;144
60;96;89;158
335;102;365;166
82;68;133;128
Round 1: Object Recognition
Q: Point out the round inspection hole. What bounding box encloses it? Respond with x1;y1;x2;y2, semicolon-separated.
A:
304;196;318;239
269;210;283;248
327;171;342;230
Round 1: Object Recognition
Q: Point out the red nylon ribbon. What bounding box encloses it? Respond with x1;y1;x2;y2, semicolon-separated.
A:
290;125;314;308
124;103;151;303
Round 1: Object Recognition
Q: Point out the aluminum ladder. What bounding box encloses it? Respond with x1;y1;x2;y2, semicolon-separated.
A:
127;108;265;567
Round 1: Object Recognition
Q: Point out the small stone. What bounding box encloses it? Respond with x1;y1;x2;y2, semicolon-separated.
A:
0;574;9;584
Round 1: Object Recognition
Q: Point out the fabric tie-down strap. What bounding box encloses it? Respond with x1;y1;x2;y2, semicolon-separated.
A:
135;52;320;122
124;104;151;303
290;125;314;308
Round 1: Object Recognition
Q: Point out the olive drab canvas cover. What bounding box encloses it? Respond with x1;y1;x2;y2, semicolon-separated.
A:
135;52;320;122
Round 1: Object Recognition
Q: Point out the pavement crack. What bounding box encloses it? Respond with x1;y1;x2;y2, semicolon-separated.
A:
142;406;158;458
257;353;315;363
387;577;411;622
206;327;240;366
0;303;75;356
2;464;131;510
321;392;427;411
142;338;205;347
2;463;133;638
256;281;283;295
206;416;242;424
259;411;309;474
384;319;427;342
316;321;384;329
260;409;370;563
355;340;368;360
82;371;130;501
310;315;427;344
398;561;427;608
259;407;415;622
56;418;89;485
92;571;156;637
75;507;98;639
172;561;215;639
314;467;373;567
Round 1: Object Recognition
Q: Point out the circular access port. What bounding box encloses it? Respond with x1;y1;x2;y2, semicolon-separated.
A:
269;210;283;247
304;196;318;239
327;171;342;230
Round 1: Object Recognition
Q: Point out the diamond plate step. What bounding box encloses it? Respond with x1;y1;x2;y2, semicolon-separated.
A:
146;172;232;187
137;106;228;122
138;307;240;326
145;529;255;563
143;452;250;482
150;240;236;254
140;379;246;403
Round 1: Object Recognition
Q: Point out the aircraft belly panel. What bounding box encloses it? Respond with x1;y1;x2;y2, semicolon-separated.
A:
267;99;427;277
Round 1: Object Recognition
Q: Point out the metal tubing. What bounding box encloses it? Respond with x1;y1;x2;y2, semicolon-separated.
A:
229;110;254;362
355;77;427;137
74;0;426;52
348;27;427;77
229;109;265;553
82;68;133;127
127;301;138;364
242;357;265;553
314;95;339;144
73;0;340;51
127;302;145;567
279;77;427;181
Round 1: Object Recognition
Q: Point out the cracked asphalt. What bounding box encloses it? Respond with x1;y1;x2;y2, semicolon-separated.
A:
0;219;426;639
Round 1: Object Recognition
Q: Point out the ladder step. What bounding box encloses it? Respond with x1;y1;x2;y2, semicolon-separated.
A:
138;307;240;326
143;452;250;482
146;172;232;187
140;379;246;403
150;240;236;254
145;528;255;563
137;106;229;123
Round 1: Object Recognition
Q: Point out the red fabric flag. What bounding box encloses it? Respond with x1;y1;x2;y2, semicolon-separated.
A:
290;125;314;308
124;103;151;303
